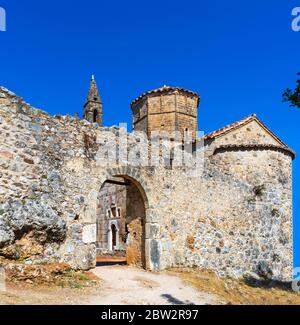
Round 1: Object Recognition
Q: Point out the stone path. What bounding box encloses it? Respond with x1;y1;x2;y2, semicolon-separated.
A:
89;265;218;305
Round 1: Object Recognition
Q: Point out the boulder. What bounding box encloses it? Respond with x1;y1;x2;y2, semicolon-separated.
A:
5;199;66;243
0;199;67;260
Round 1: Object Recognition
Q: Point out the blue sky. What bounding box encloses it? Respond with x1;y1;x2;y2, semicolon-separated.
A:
0;1;300;266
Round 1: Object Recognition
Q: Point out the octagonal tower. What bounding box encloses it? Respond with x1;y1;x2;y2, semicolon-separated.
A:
131;86;200;139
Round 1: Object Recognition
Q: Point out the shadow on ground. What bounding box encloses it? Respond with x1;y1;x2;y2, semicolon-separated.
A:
96;261;127;267
244;277;294;292
161;294;195;305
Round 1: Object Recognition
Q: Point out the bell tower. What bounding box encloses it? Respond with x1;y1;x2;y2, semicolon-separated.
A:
131;86;200;139
84;75;103;125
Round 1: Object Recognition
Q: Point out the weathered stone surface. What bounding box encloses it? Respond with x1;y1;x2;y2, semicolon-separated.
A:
0;198;66;261
2;200;66;243
131;87;199;139
0;219;15;248
62;242;96;270
146;223;160;239
257;260;273;279
150;239;161;271
82;224;97;244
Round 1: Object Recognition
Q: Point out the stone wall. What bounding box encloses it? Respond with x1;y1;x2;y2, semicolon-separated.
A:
156;150;292;280
0;86;294;280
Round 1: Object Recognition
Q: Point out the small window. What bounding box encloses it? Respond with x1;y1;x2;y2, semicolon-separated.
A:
111;206;117;218
93;110;98;123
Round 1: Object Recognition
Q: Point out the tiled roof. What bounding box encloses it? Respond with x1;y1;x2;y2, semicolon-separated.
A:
131;86;200;107
204;114;288;148
214;144;296;159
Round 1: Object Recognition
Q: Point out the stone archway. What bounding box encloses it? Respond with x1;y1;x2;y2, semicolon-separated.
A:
94;167;161;271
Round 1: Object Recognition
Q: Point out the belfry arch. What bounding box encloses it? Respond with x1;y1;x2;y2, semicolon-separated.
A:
95;169;160;270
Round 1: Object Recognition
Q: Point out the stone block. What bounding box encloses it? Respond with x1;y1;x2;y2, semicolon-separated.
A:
145;239;161;271
82;224;96;244
145;223;160;239
146;209;158;223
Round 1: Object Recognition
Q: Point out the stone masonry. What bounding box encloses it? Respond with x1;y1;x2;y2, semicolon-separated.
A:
131;86;199;139
0;81;295;281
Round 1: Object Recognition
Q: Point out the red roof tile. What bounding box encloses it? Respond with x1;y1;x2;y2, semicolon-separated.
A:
131;86;200;107
204;114;288;148
214;144;295;159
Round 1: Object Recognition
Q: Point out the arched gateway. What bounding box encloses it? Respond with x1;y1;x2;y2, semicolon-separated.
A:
94;168;161;271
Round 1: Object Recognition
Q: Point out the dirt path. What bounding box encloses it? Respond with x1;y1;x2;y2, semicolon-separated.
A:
89;265;218;305
0;265;219;305
1;266;298;305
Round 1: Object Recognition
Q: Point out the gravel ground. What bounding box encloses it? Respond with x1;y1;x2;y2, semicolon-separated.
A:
0;265;219;305
89;265;218;305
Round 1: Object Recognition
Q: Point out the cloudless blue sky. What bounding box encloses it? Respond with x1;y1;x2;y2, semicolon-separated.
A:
1;1;300;267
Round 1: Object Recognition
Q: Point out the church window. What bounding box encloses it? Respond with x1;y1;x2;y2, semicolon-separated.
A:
93;109;98;123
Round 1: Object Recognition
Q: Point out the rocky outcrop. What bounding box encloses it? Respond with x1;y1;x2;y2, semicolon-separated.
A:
0;199;66;260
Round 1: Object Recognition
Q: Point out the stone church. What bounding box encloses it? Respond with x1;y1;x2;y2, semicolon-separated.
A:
0;77;295;281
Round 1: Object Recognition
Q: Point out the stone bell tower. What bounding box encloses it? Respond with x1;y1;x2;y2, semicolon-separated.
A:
131;86;200;139
84;75;103;125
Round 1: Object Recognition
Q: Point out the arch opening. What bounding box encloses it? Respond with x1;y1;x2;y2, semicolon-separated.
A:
93;109;98;123
96;175;147;268
111;224;117;248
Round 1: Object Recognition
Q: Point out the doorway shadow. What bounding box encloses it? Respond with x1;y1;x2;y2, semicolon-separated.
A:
96;261;127;267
